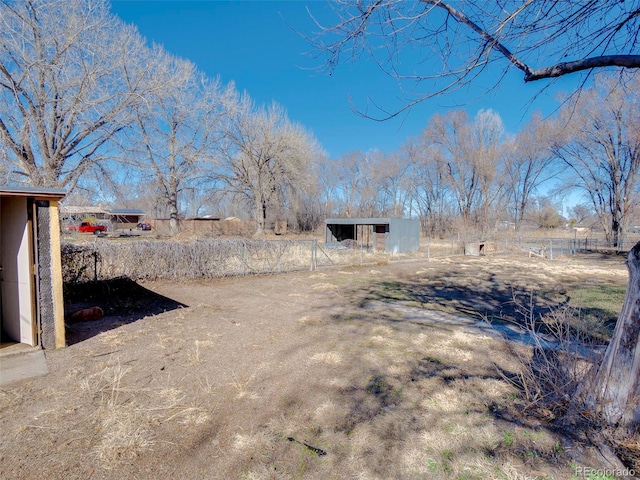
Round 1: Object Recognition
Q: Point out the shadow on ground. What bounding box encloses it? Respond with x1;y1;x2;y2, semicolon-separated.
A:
63;277;187;345
348;264;617;340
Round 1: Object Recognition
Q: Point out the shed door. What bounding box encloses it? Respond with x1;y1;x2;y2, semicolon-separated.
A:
374;225;387;251
1;197;36;345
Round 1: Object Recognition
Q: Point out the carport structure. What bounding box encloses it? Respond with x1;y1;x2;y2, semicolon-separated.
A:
1;186;66;349
60;205;145;231
325;217;420;253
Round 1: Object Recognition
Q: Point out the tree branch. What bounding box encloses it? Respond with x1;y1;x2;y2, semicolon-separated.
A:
420;0;533;78
420;1;640;83
525;55;640;81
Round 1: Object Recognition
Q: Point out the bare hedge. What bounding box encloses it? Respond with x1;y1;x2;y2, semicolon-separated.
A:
61;238;375;284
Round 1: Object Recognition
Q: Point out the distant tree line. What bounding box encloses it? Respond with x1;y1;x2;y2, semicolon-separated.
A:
315;74;639;246
1;0;638;244
0;0;322;235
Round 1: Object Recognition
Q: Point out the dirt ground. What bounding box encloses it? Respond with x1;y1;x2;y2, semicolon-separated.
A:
0;253;634;480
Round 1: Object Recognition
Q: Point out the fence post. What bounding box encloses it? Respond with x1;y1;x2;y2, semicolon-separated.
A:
310;238;316;271
243;241;247;275
93;250;98;283
549;239;553;260
278;242;282;273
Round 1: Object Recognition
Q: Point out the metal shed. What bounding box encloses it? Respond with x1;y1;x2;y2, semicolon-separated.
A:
325;217;420;253
1;186;66;349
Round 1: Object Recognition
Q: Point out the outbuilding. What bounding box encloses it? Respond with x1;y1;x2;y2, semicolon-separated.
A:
60;205;145;232
1;186;66;349
325;217;420;253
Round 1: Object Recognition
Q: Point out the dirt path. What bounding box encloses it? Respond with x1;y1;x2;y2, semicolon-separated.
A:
0;254;632;479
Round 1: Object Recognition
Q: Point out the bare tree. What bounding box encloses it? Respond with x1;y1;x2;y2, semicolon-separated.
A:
568;204;595;226
473;109;506;234
334;151;367;217
420;109;503;236
503;113;557;231
552;73;640;249
123;52;231;235
314;155;342;217
0;0;159;190
422;111;477;229
402;138;453;237
311;0;640;118
372;151;412;217
218;96;320;235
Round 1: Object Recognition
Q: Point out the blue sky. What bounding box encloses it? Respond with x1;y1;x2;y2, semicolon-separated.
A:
110;0;584;159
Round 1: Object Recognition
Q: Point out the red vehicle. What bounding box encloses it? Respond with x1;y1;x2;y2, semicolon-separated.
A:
68;222;107;234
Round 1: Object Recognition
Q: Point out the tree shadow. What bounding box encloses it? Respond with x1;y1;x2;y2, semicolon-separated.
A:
355;274;553;323
346;266;618;341
63;277;188;345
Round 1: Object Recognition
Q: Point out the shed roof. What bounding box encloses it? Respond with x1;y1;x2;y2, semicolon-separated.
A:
60;205;109;215
325;217;399;224
60;206;144;216
108;208;145;215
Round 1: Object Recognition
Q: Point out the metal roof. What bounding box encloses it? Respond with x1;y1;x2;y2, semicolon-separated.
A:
60;205;109;215
325;217;395;224
60;206;144;216
108;208;145;215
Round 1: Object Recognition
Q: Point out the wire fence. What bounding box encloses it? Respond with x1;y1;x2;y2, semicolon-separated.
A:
61;233;640;285
513;234;640;259
421;233;640;260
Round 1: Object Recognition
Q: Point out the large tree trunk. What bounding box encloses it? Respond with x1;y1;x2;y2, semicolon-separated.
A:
585;241;640;427
168;193;179;236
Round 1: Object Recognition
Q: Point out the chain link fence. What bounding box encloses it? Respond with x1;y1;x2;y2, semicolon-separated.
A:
514;234;640;259
422;233;640;260
61;233;640;284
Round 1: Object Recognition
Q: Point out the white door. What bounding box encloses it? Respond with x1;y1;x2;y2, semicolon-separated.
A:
0;197;36;345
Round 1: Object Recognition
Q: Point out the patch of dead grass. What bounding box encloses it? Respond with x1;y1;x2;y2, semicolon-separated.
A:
309;351;343;365
311;282;338;290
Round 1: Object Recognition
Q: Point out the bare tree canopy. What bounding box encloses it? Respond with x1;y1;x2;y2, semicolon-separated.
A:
217;95;322;235
552;73;640;249
0;0;158;189
311;0;640;117
123;52;232;234
504;113;557;229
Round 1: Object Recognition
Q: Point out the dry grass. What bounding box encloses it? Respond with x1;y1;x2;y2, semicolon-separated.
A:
1;252;634;479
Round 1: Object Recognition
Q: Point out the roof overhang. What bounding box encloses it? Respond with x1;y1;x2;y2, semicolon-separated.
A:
325;217;394;225
0;186;66;200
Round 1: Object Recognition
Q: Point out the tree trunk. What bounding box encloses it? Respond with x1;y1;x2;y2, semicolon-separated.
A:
585;241;640;428
254;199;266;236
168;193;179;236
